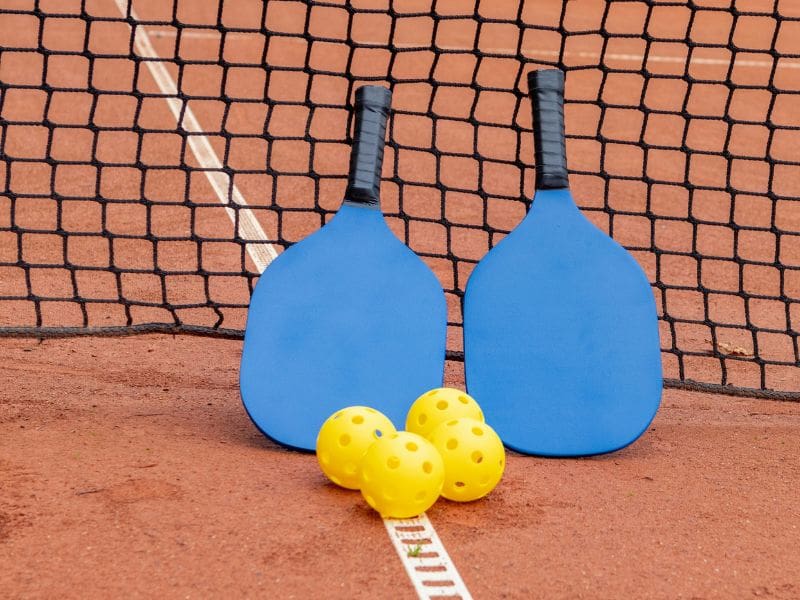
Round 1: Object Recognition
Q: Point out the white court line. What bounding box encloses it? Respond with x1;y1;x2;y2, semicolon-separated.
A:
115;5;278;271
385;516;473;600
124;9;472;600
147;28;800;69
525;48;797;69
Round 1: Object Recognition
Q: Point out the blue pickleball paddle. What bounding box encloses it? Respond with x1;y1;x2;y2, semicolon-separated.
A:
463;69;662;456
240;86;446;451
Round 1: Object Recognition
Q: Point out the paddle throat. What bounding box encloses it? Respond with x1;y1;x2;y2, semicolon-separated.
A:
528;187;579;214
339;201;385;220
343;197;381;211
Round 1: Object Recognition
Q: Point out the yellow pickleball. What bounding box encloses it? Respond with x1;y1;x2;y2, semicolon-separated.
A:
358;431;445;519
405;387;484;439
428;417;505;502
316;406;396;490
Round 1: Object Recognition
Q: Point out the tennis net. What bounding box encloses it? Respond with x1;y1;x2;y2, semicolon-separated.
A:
0;0;798;399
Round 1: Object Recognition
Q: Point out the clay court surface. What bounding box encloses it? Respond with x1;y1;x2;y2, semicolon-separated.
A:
2;0;800;598
0;334;798;599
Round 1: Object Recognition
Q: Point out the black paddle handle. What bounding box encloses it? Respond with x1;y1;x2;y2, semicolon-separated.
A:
528;69;569;190
345;85;392;206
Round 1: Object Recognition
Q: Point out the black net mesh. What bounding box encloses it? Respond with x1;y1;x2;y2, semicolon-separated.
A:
0;0;798;399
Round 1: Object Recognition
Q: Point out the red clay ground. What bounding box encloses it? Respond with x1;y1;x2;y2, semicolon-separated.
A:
1;334;798;599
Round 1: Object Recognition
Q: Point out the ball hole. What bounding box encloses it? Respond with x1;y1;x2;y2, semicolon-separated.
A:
406;442;418;452
471;451;484;464
352;415;364;425
417;414;427;425
499;459;504;468
446;439;458;450
480;474;491;485
339;433;351;446
390;433;400;440
422;461;433;474
454;481;466;488
330;475;342;486
415;490;427;501
387;456;401;470
425;390;437;398
472;427;484;436
365;407;377;414
458;394;470;405
446;420;458;427
333;411;343;419
344;462;357;475
436;400;448;410
364;494;377;508
373;429;383;439
361;468;372;483
319;451;330;465
382;487;395;501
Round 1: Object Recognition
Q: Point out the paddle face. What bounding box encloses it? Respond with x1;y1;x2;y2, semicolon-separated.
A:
240;203;446;450
463;188;662;456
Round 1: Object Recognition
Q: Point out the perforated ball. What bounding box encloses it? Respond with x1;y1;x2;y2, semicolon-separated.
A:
358;431;445;519
316;406;396;490
405;388;484;439
428;418;505;502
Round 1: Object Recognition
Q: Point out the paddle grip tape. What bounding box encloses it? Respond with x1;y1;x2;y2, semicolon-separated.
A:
345;86;392;206
528;69;569;190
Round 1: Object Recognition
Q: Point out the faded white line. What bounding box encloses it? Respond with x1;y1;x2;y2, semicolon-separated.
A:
116;8;278;271
523;47;792;69
146;28;798;69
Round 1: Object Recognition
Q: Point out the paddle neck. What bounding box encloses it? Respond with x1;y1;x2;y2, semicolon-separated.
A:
344;85;392;210
529;69;569;191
